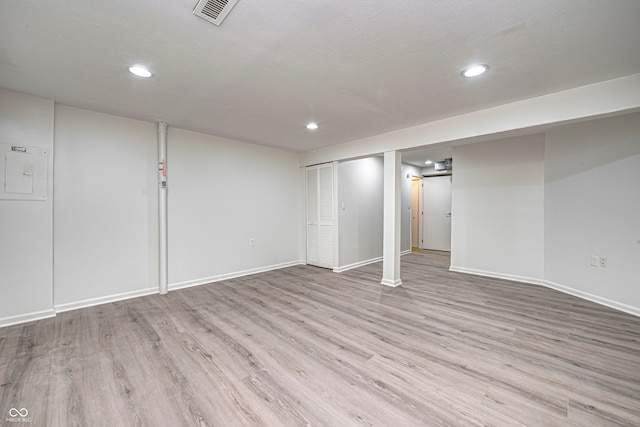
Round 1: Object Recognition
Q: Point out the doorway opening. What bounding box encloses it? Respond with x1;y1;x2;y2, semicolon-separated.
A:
410;174;452;253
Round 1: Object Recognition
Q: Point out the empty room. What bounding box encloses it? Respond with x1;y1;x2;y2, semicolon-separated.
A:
1;1;640;425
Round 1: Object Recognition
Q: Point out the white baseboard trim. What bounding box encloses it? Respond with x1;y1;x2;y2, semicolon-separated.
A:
2;261;308;329
169;260;306;291
542;280;640;317
449;265;543;285
55;287;159;313
381;278;402;287
0;308;56;328
448;266;639;317
334;256;382;273
333;250;413;273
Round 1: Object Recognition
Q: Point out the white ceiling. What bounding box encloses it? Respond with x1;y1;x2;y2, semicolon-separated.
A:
1;0;639;154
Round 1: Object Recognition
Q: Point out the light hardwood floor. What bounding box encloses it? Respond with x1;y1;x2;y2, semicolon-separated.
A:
1;252;640;426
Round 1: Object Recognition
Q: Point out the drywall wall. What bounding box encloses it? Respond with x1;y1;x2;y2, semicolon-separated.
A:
336;157;384;270
53;105;159;309
451;134;545;283
167;128;302;288
0;88;54;326
544;113;640;315
335;159;417;271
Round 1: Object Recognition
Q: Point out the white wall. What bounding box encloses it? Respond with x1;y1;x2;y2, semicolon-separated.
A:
451;135;545;283
0;88;55;326
2;95;303;323
335;159;417;271
167;128;302;288
53;106;159;309
545;113;640;314
336;157;384;269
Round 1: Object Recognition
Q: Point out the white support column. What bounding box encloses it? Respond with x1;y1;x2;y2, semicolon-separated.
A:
158;122;168;295
381;150;402;287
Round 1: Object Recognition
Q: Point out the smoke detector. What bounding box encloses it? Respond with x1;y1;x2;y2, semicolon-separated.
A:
193;0;239;26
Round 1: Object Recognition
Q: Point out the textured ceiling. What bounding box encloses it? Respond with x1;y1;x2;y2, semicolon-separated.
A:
1;0;639;153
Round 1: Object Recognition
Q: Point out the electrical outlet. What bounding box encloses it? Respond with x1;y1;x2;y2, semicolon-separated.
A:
599;257;607;268
590;255;599;267
249;238;255;246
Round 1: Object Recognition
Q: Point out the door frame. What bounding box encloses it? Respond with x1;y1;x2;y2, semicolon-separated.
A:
305;162;337;269
411;176;424;250
421;174;452;252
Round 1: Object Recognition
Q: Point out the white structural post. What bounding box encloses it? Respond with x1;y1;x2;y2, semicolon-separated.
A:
158;122;168;295
381;150;402;287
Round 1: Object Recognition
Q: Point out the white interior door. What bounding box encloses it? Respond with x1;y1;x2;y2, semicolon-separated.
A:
422;175;452;251
306;163;334;268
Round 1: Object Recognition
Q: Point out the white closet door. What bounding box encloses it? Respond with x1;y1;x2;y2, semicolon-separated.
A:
306;163;334;268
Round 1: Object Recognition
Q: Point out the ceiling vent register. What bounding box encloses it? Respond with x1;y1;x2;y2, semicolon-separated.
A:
193;0;239;26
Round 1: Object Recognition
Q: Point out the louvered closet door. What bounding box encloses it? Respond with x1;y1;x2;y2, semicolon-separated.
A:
306;163;334;269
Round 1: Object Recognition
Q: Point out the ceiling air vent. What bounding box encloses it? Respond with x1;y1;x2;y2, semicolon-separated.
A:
193;0;239;26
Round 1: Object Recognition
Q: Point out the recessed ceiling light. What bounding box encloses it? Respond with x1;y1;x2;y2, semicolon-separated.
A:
425;160;433;165
306;122;319;130
462;64;488;78
129;65;153;78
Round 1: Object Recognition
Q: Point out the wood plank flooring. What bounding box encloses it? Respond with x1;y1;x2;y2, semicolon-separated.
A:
2;252;640;426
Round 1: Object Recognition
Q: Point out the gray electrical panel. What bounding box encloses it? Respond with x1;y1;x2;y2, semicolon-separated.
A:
0;144;48;200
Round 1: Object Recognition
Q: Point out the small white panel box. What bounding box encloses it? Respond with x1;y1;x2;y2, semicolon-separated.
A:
0;144;48;200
